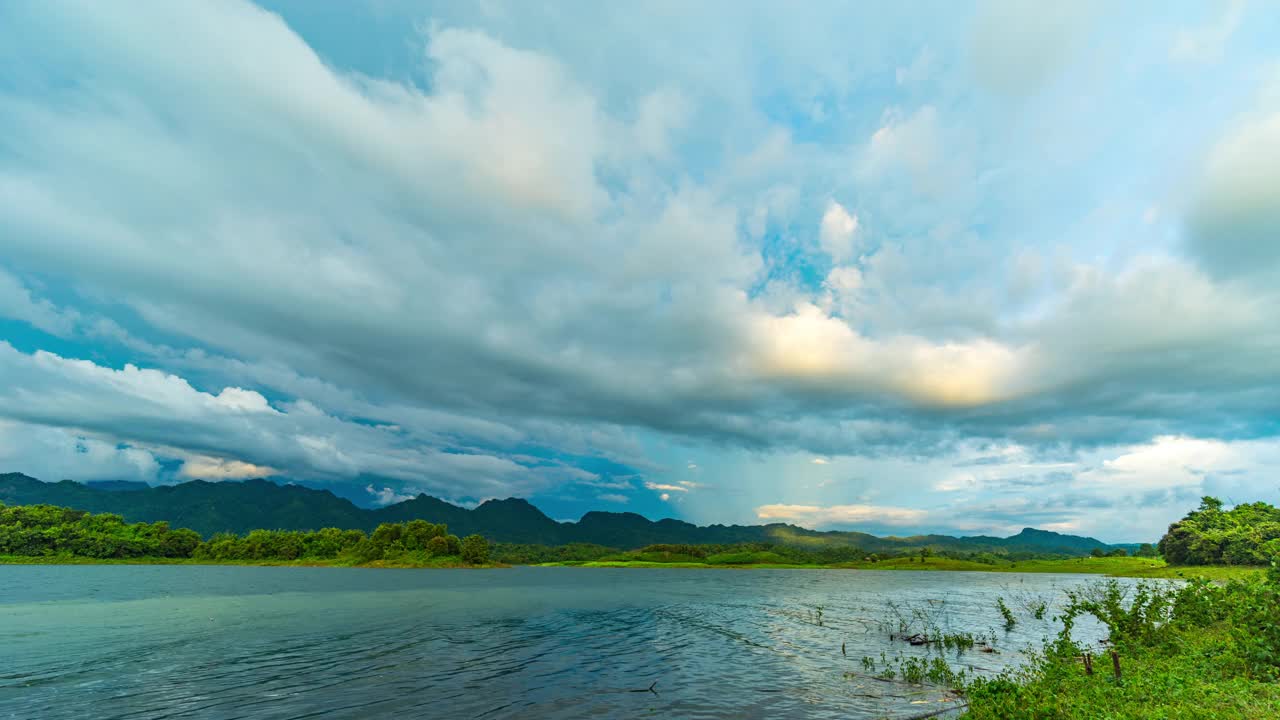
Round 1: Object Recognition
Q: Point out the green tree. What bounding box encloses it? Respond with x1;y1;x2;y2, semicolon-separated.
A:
1199;496;1224;513
1158;497;1280;565
159;528;201;558
302;527;350;558
425;535;451;557
461;534;490;565
370;523;405;553
402;519;444;551
350;538;384;562
444;534;462;556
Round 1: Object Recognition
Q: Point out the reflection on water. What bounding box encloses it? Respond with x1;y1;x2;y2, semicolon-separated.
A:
0;566;1136;719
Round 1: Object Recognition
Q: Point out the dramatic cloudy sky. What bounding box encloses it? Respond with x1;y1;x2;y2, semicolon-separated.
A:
1;1;1278;541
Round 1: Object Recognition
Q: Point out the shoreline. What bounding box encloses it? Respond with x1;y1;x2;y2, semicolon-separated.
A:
536;555;1263;580
0;555;505;569
538;555;1264;580
0;553;1261;579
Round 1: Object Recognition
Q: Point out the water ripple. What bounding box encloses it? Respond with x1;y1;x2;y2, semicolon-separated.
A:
0;566;1143;719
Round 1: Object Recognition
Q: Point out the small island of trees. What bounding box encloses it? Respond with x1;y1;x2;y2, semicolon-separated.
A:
0;502;492;567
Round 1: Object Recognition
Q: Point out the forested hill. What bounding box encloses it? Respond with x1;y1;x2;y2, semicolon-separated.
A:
0;472;1135;554
1158;496;1280;565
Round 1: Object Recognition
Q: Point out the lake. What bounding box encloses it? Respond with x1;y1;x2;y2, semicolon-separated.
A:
0;566;1134;719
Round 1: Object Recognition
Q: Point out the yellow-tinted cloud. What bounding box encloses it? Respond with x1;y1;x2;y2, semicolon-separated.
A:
755;503;927;527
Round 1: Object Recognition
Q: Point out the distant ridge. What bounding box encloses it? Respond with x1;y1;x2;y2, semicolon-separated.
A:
85;480;152;492
0;473;1138;553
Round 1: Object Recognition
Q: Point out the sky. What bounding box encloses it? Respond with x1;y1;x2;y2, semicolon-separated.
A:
0;1;1278;542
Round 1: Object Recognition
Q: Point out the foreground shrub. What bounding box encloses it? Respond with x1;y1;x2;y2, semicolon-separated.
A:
965;572;1280;719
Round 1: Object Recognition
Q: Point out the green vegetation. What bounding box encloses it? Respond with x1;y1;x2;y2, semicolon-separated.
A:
0;502;201;558
842;555;1167;574
489;542;616;564
532;541;1036;568
460;534;490;564
534;548;1257;579
2;472;1147;555
996;596;1017;630
1158;496;1280;566
955;512;1280;717
249;495;1280;577
856;654;967;686
0;502;495;567
1115;563;1263;582
962;569;1280;719
523;541;873;567
9;492;1274;584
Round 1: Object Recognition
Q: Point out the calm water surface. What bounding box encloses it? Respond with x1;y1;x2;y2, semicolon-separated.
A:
1;566;1136;719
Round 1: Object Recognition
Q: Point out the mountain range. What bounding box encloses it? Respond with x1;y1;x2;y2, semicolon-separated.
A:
0;472;1139;554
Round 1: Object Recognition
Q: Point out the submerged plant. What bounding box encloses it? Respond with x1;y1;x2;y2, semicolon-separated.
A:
996;597;1017;630
891;655;968;687
900;656;927;684
941;631;977;651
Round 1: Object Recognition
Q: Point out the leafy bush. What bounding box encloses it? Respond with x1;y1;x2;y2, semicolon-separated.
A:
705;550;788;565
490;542;615;564
1135;542;1159;557
460;534;489;564
638;544;708;558
1059;580;1175;648
996;597;1016;630
965;572;1280;719
425;535;451;557
443;534;462;556
1227;575;1280;680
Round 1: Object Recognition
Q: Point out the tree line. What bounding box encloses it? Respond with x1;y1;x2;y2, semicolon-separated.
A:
0;502;490;565
23;495;1275;569
487;540;1123;566
1159;497;1280;566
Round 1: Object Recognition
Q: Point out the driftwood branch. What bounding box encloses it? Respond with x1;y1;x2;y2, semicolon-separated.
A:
629;681;658;694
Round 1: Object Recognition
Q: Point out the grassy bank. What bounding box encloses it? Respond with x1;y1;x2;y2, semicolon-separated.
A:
1;503;499;568
961;574;1280;719
965;627;1280;719
539;555;1264;579
6;552;1263;580
540;559;829;569
0;553;503;569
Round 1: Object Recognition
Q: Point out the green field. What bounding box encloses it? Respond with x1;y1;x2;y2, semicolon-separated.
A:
539;555;1265;579
6;550;1266;580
